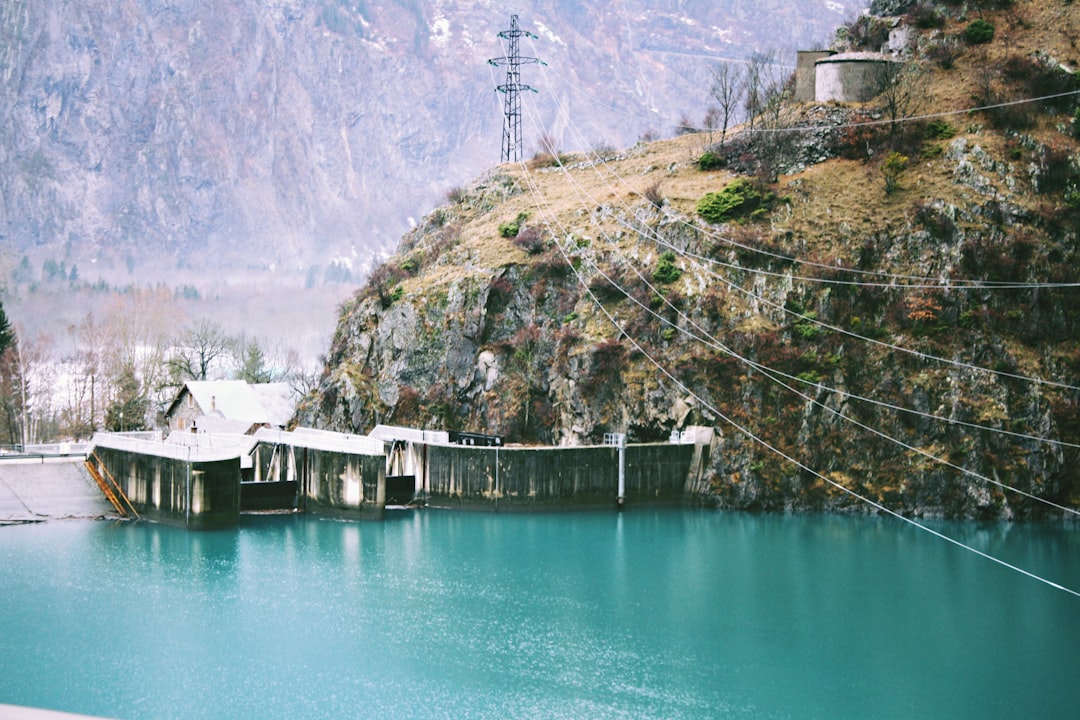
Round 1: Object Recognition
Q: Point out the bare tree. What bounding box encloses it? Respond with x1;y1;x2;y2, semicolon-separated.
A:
96;287;179;422
709;62;743;149
872;59;928;143
169;319;234;382
743;54;764;136
742;50;795;182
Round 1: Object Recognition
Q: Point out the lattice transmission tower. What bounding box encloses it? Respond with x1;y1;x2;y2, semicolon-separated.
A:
488;15;544;163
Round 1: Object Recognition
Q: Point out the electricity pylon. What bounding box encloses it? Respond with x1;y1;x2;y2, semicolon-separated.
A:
488;15;544;163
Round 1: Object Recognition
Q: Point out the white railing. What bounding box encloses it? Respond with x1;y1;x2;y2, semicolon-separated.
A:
4;442;91;457
255;427;385;456
603;432;627;448
90;432;246;463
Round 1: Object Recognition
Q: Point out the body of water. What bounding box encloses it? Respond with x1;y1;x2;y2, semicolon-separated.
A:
1;509;1077;719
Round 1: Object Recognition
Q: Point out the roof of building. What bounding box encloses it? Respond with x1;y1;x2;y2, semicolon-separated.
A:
166;380;296;428
815;51;898;64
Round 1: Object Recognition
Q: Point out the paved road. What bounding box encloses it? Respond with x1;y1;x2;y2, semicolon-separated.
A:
0;456;112;523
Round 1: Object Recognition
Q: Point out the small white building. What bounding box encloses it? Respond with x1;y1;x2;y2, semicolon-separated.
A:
164;380;296;435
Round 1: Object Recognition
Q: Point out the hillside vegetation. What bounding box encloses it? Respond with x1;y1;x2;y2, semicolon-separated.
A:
301;0;1080;520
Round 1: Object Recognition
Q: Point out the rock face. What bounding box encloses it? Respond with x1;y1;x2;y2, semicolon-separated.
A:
0;0;863;278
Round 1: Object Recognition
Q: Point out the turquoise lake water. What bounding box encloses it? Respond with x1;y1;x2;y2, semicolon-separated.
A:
1;509;1077;719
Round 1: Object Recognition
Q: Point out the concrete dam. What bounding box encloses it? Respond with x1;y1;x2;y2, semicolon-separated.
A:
75;425;713;529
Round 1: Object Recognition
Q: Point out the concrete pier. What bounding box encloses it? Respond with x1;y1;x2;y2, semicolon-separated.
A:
16;425;712;529
368;424;713;511
88;434;242;530
82;428;389;528
252;428;386;520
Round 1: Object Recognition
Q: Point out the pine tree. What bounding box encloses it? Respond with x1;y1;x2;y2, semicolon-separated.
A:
0;301;13;357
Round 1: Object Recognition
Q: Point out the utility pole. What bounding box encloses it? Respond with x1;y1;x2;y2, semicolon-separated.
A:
488;15;544;163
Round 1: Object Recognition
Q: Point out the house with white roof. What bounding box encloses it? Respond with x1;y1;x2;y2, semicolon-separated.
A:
164;380;296;435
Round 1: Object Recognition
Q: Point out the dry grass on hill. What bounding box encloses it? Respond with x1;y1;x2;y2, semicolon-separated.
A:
394;0;1078;297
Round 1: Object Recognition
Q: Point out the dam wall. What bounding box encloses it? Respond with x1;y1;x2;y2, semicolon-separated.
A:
423;441;697;510
250;429;386;520
82;427;710;526
88;436;241;530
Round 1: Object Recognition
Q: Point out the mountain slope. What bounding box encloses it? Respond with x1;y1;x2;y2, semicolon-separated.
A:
0;0;862;282
302;0;1080;519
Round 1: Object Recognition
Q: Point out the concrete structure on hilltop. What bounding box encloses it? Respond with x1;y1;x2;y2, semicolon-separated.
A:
795;50;902;104
814;52;900;103
795;50;834;102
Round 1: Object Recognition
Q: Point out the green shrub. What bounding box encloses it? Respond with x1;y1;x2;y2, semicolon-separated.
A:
498;212;529;238
794;322;822;341
1066;186;1080;211
882;151;909;194
697;151;725;171
925;120;956;140
964;19;995;44
696;178;774;224
653;251;683;284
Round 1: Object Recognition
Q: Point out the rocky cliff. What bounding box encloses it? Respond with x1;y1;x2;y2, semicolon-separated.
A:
301;0;1080;520
0;0;860;281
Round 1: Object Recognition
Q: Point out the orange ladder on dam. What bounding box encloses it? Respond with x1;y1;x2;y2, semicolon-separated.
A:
85;453;140;520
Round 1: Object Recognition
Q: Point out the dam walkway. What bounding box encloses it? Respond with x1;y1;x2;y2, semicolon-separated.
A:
0;456;112;524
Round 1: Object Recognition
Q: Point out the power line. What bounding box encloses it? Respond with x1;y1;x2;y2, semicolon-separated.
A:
527;41;1080;289
498;41;1080;593
570;239;1080;515
524;34;1080;138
